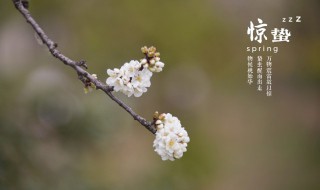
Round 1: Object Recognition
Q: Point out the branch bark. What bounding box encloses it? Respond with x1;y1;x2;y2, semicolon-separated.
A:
12;0;156;134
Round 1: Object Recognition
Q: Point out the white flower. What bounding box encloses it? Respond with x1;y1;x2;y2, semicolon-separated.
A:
153;113;190;161
106;60;153;97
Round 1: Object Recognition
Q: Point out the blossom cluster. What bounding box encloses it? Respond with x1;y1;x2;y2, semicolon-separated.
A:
106;46;164;97
105;47;190;161
140;46;164;72
153;113;190;161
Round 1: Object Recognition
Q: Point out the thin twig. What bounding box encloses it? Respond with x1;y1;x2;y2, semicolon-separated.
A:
12;0;156;134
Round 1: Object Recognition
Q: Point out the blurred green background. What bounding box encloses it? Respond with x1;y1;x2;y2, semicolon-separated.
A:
0;0;319;190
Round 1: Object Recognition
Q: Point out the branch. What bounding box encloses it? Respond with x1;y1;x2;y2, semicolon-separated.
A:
12;0;156;134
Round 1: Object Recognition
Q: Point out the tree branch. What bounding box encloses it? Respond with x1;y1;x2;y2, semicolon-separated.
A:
12;0;156;134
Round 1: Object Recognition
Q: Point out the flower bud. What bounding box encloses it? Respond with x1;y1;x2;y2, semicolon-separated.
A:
155;120;162;125
149;46;156;53
141;46;148;53
141;59;147;64
154;68;162;72
155;62;164;67
149;67;156;72
148;52;154;57
92;74;97;79
159;113;166;120
150;59;155;65
153;111;159;119
157;124;164;129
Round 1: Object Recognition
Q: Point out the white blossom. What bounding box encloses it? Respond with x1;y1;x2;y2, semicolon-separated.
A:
106;60;152;97
153;113;190;161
